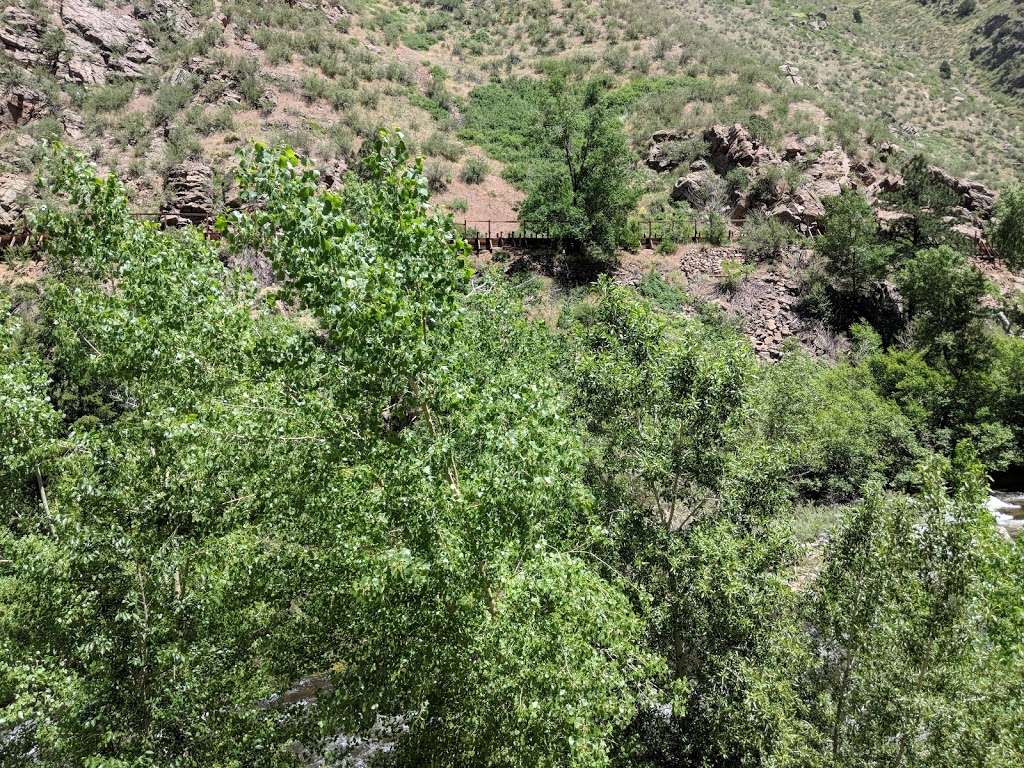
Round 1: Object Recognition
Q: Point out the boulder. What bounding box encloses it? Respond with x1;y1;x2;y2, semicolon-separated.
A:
862;172;904;204
321;158;350;189
671;170;714;207
804;147;851;196
160;161;214;227
770;146;851;232
645;130;686;172
875;208;915;233
770;192;826;232
704;123;779;174
781;135;807;161
0;174;29;236
780;62;803;87
1;84;46;129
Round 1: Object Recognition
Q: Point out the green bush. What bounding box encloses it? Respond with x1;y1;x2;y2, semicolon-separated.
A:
706;211;728;245
740;214;801;259
719;257;753;293
458;156;488;184
151;81;195;126
424;158;453;192
82;82;134;116
423;131;465;161
957;0;976;17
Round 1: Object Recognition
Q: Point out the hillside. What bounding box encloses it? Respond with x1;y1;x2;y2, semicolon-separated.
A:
917;0;1024;98
2;0;1024;227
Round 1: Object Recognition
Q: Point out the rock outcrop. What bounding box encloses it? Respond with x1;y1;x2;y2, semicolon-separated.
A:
0;173;29;236
1;1;155;85
768;148;851;232
672;246;847;360
646;130;681;172
1;85;46;129
132;0;198;40
160;161;214;228
0;6;48;68
671;169;716;206
926;165;997;219
60;0;155;83
647;123;1000;237
704;123;778;174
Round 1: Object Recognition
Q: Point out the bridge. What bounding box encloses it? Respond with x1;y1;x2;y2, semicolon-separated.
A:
456;217;739;251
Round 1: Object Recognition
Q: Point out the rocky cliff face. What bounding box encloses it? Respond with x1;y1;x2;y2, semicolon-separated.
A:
160;161;215;228
1;1;155;85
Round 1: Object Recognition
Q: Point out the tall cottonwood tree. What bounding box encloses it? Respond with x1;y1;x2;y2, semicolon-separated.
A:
518;75;640;266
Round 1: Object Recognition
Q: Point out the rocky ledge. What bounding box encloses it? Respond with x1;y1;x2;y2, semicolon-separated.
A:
648;123;998;237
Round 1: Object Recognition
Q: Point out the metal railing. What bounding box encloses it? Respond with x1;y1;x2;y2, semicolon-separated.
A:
454;216;744;250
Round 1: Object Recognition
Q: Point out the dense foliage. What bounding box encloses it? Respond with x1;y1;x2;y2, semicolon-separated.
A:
811;177;1024;472
2;142;1022;768
517;75;641;265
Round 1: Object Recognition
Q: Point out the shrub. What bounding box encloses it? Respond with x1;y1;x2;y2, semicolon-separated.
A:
424;158;452;192
151;81;194;126
747;114;777;144
301;74;330;102
853;8;863;23
725;167;750;196
706;211;728;245
939;61;952;80
459;156;488;184
740;214;801;259
423;131;464;161
719;257;753;293
82;82;134;116
957;0;976;18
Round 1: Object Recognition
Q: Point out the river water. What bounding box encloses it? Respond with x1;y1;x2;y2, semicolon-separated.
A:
988;491;1024;538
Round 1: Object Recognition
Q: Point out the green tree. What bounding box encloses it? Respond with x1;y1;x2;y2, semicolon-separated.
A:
0;144;659;767
815;190;893;323
562;282;808;767
518;76;641;266
805;448;1024;767
989;182;1024;270
886;155;963;253
897;244;991;369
